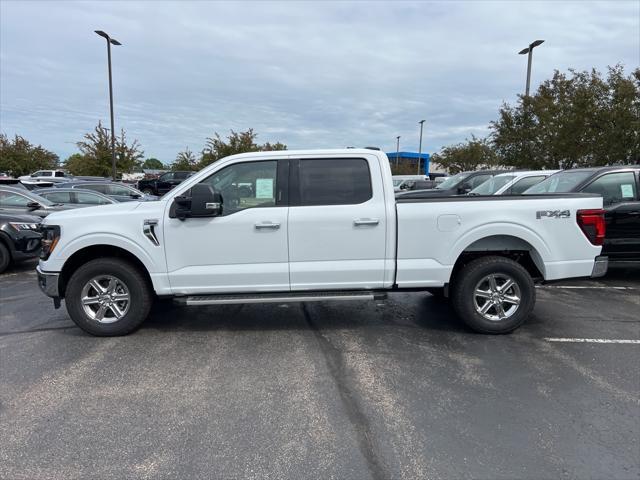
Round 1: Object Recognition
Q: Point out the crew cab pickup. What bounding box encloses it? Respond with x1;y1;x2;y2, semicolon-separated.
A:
36;149;608;336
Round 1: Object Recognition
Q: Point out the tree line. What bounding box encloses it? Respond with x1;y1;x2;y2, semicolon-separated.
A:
1;65;637;178
0;124;287;178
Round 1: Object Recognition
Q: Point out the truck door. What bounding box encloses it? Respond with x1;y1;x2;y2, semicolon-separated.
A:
164;159;290;294
288;155;388;290
582;171;640;260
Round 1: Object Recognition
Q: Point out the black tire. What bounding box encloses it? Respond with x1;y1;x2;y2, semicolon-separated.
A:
65;257;152;336
450;256;535;334
0;241;11;274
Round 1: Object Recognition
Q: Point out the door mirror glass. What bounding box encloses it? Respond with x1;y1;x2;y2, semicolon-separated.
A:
173;184;222;220
190;184;222;217
26;201;41;210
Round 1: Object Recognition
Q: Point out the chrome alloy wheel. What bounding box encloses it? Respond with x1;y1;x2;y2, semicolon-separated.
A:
473;273;521;321
80;275;131;323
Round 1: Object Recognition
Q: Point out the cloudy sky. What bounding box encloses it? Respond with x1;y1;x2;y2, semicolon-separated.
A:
1;1;638;163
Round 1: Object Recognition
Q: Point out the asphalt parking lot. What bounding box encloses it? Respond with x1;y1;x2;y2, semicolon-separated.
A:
1;260;639;480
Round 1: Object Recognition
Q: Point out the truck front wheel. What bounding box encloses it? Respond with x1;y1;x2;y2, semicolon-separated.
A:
65;258;152;336
450;256;535;334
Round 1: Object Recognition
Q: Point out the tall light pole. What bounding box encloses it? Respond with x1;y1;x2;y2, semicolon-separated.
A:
417;120;425;174
518;39;544;97
395;136;401;167
95;30;122;181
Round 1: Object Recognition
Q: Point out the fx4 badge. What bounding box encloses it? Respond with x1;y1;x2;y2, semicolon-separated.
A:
536;210;571;220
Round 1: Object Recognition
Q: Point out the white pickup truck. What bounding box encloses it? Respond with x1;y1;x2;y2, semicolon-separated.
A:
36;149;608;336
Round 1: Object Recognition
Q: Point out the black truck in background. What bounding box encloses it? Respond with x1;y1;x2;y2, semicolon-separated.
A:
136;171;193;196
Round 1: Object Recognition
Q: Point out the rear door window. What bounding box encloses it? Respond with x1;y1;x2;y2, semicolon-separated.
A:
107;184;135;196
298;158;372;206
80;184;108;194
506;176;547;195
468;174;493;189
75;192;112;205
581;172;638;206
41;191;71;203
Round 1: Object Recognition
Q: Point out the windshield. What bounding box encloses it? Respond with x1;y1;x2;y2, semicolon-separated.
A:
524;171;593;194
470;175;515;195
0;189;55;207
435;172;471;190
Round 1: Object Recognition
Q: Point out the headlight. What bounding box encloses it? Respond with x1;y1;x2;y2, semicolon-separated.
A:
40;225;61;260
9;222;40;231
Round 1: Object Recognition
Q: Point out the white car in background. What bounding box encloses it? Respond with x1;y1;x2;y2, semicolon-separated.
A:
469;170;560;196
393;175;428;192
19;170;69;183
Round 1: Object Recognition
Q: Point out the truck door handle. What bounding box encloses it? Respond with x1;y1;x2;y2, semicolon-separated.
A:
354;218;379;226
254;222;280;230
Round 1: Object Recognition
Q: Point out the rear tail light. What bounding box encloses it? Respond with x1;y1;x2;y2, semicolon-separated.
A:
577;209;605;246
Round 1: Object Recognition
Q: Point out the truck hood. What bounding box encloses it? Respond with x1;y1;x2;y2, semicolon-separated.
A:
42;201;143;224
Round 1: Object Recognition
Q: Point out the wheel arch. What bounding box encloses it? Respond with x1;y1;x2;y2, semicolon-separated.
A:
58;245;153;298
451;234;546;280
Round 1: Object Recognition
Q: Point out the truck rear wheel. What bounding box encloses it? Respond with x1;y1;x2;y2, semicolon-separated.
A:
65;258;152;336
450;256;535;334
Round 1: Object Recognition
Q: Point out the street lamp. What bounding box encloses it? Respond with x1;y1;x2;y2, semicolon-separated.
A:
95;30;122;181
417;120;425;174
395;136;401;167
518;39;544;97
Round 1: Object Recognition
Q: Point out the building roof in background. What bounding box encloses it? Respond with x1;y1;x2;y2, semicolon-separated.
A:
385;151;430;160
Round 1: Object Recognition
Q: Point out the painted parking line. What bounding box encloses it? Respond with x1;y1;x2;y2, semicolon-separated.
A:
537;285;638;290
545;338;640;344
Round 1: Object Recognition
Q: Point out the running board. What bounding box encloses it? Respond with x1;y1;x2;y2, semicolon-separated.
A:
174;290;387;306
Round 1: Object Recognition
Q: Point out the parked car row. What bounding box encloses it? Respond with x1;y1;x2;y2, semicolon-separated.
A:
394;165;640;263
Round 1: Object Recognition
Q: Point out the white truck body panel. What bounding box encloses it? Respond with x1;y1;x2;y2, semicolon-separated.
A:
39;149;603;297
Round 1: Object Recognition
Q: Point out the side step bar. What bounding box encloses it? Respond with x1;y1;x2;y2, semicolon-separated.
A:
174;290;387;306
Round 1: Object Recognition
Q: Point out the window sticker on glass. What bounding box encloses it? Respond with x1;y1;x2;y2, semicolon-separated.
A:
621;184;634;198
255;178;274;199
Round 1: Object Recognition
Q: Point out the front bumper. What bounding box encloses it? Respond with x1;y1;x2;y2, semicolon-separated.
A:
36;265;60;298
591;255;608;278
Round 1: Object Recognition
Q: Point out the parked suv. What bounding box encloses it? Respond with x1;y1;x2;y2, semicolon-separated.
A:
137;171;193;196
524;166;640;262
0;213;42;273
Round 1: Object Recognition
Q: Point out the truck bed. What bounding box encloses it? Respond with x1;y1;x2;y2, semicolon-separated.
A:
394;193;604;287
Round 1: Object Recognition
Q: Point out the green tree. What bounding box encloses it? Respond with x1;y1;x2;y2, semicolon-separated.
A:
491;65;640;169
68;121;144;177
198;129;287;169
142;157;164;170
0;134;59;176
430;135;500;174
63;153;87;173
171;147;198;171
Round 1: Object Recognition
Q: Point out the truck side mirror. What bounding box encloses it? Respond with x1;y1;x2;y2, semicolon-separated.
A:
190;184;222;217
172;184;223;220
